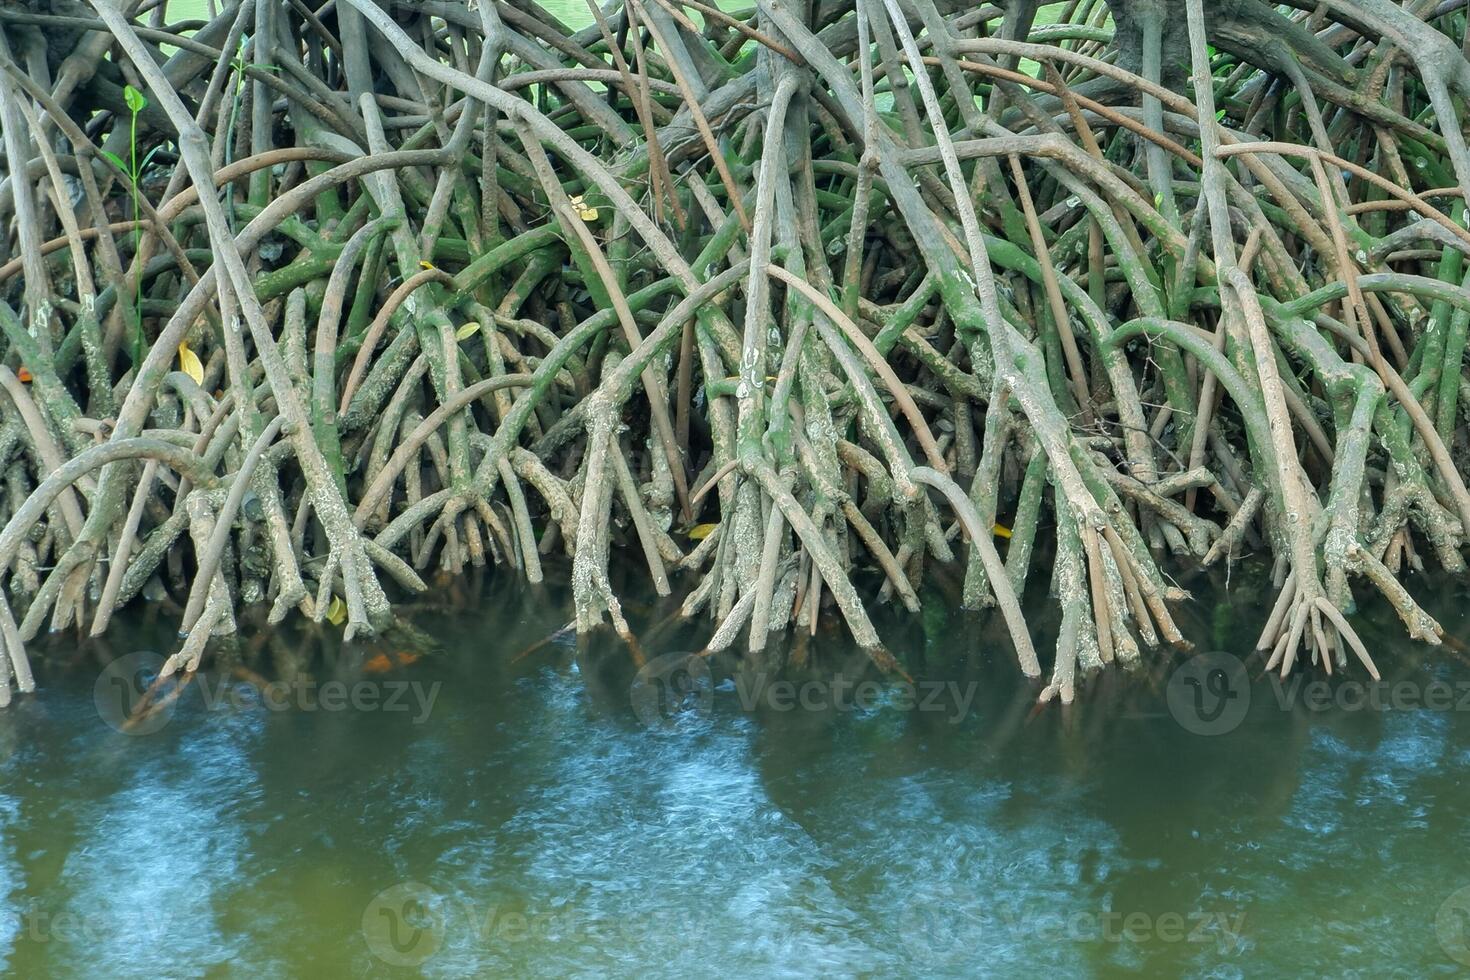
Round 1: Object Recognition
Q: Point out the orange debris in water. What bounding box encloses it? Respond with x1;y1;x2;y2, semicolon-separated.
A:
16;368;32;383
363;650;422;674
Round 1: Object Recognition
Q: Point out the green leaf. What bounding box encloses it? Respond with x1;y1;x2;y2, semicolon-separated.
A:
99;150;127;172
123;84;147;114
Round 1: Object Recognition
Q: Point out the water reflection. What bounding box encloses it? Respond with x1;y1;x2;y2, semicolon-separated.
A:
1;564;1468;976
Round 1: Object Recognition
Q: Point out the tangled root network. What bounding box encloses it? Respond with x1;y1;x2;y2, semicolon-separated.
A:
2;0;1470;706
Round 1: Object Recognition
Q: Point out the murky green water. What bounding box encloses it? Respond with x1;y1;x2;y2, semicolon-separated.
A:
3;562;1470;977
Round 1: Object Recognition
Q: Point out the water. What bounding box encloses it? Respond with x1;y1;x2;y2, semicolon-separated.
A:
2;561;1470;977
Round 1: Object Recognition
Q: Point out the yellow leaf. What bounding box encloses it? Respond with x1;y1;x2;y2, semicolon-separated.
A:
568;194;598;222
418;259;436;270
992;523;1012;539
686;523;719;541
326;596;347;626
177;342;204;385
455;322;481;341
